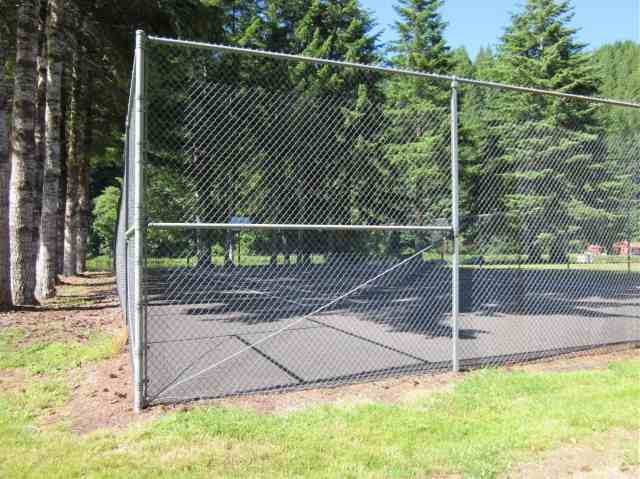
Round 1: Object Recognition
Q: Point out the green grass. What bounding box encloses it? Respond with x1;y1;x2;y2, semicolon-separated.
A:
88;254;330;271
0;330;638;479
146;254;330;268
90;252;640;273
462;261;640;272
0;327;115;374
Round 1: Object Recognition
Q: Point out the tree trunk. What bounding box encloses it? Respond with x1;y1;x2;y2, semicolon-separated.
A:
0;38;11;307
270;232;279;266
56;130;66;275
35;0;64;299
388;232;401;258
224;231;234;266
75;145;89;274
75;73;91;274
32;0;47;273
63;47;80;277
195;230;212;269
9;0;38;305
56;68;66;276
414;176;425;252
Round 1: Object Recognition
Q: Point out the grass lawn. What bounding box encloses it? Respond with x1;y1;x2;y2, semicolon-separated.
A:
462;261;640;272
87;253;640;272
0;317;638;478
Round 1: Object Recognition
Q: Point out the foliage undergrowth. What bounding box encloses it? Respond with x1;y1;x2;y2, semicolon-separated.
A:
86;255;114;273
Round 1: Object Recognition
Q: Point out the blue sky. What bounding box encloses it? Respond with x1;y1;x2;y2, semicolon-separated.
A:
360;0;640;59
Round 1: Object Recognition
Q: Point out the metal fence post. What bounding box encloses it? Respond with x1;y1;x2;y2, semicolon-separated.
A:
133;29;146;412
451;78;460;373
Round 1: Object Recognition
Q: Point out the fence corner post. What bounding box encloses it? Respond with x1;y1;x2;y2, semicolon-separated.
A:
133;29;146;412
451;77;460;373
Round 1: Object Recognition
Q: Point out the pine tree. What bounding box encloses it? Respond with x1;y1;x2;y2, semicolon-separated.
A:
389;0;451;73
593;42;640;243
451;46;472;78
290;0;380;257
238;0;382;261
383;0;453;253
495;0;599;128
593;41;640;135
463;47;504;250
9;0;39;305
33;0;46;275
483;0;619;264
0;16;11;307
35;0;65;299
387;0;452;106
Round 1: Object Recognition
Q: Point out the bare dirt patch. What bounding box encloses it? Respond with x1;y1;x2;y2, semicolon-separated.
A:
511;347;640;374
56;345;640;434
47;351;161;433
0;368;26;394
0;273;121;347
211;370;464;415
48;366;465;432
504;429;640;478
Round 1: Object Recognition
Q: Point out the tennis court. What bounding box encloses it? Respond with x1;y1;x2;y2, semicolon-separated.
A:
117;33;640;409
143;261;640;403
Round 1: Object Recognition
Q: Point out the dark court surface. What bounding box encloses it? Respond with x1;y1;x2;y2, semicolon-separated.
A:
142;264;640;404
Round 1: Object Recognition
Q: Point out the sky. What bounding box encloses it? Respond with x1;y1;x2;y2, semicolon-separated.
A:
360;0;640;59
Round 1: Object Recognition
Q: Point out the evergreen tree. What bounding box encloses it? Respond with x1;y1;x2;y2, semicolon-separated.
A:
9;0;39;305
593;41;640;135
142;1;382;264
474;47;495;79
250;0;382;260
0;7;11;307
290;0;380;251
593;42;640;244
389;0;451;72
388;0;452;104
35;0;65;299
451;46;472;78
477;0;622;264
382;0;453;254
463;47;504;251
495;0;598;128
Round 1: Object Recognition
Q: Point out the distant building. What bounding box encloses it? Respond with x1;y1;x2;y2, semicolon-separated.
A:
612;240;640;256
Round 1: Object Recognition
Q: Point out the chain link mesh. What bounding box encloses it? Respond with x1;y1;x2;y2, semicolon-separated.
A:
116;37;640;406
144;43;452;228
458;87;640;367
116;67;137;362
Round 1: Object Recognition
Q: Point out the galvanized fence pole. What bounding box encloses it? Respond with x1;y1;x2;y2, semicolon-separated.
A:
450;78;460;373
133;29;146;412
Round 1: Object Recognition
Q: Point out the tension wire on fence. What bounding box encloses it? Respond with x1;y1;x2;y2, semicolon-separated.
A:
153;241;441;399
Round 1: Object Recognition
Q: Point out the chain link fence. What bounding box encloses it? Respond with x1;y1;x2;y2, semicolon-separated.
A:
117;33;640;409
457;86;640;367
116;60;137;390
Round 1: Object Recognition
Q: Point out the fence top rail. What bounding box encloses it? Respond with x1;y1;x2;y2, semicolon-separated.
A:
147;222;453;233
146;33;640;110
